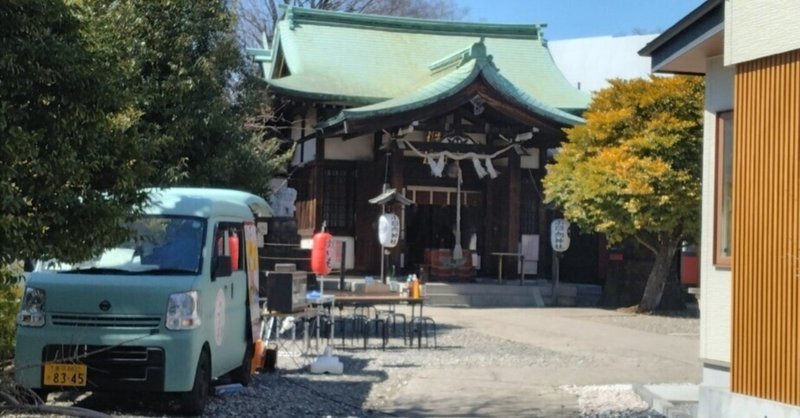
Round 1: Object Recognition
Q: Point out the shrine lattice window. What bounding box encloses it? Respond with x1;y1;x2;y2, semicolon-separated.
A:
322;168;354;229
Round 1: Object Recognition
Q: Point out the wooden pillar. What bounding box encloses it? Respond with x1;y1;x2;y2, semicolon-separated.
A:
483;135;499;276
313;130;325;231
506;150;521;256
389;139;404;271
373;131;383;162
537;147;552;277
484;176;496;275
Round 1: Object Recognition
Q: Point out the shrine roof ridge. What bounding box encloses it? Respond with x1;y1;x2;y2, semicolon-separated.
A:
283;6;547;40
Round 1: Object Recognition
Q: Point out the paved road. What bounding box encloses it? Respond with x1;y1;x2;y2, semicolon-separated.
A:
383;307;701;417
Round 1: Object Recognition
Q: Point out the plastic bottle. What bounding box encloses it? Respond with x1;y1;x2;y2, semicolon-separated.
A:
410;275;420;299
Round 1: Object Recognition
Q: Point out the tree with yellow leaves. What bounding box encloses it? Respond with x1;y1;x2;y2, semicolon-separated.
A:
544;75;703;312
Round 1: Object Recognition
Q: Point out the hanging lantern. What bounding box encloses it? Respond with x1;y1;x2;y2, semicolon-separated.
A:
311;230;333;275
216;230;240;271
229;232;240;271
378;213;400;248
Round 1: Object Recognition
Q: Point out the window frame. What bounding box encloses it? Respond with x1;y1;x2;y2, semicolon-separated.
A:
212;221;245;279
714;110;734;268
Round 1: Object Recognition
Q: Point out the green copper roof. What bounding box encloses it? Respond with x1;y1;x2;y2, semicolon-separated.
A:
317;42;584;130
255;7;589;112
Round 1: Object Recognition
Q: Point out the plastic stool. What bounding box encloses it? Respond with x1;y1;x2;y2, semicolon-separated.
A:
378;309;407;344
362;316;389;350
336;313;368;347
409;316;437;349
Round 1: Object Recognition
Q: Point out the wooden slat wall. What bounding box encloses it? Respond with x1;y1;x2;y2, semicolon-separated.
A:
732;49;800;404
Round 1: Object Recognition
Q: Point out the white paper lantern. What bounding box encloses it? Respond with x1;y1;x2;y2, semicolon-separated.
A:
378;213;400;248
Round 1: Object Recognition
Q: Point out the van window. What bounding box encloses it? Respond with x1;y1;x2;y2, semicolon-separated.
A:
65;216;206;275
213;223;245;277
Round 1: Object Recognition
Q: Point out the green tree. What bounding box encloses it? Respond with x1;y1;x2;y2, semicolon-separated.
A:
544;76;703;312
0;0;152;269
0;0;155;360
81;0;289;196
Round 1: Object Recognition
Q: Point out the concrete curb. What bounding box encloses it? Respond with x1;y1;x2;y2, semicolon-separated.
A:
633;384;698;418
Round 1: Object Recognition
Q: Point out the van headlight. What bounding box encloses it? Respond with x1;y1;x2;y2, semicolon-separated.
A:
17;287;46;327
166;291;201;330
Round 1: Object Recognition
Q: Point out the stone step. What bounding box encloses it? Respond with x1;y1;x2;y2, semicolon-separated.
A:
555;285;578;297
424;293;471;307
576;294;602;307
424;283;545;297
426;288;545;308
422;282;599;308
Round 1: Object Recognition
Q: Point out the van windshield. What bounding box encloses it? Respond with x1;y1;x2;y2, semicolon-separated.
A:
68;216;206;275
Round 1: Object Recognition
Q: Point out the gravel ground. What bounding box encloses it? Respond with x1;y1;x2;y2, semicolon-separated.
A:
9;310;691;417
562;385;664;418
577;312;699;337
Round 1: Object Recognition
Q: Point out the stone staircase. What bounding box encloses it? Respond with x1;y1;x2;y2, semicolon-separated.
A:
424;280;602;308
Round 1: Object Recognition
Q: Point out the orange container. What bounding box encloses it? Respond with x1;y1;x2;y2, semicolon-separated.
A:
250;340;265;373
410;279;421;298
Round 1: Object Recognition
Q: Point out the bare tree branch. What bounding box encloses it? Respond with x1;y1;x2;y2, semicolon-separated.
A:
237;0;468;48
635;234;658;256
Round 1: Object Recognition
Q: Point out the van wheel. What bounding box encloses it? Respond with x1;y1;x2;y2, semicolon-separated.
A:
230;343;253;386
179;349;210;416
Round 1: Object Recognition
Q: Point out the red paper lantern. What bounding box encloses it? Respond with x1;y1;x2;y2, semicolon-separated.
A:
229;232;240;271
311;231;332;275
216;231;241;271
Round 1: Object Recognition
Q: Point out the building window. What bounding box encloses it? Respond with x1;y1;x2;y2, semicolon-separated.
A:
715;111;733;267
322;168;353;230
520;177;539;234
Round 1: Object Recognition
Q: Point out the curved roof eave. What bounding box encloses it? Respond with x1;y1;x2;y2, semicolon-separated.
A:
481;68;585;126
316;59;585;132
267;79;387;106
316;60;481;130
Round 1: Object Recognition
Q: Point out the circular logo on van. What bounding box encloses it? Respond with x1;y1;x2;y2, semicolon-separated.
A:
99;300;111;311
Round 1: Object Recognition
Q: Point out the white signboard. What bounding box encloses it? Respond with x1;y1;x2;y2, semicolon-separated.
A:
328;237;342;269
550;219;571;252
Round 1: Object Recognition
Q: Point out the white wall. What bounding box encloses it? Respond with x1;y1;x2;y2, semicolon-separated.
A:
493;150;540;169
699;55;734;368
725;0;800;66
325;134;374;161
549;34;658;93
291;108;318;166
291;139;316;166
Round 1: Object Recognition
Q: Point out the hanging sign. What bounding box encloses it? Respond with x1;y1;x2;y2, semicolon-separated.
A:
550;219;571;252
328;237;343;269
378;213;400;248
244;222;261;340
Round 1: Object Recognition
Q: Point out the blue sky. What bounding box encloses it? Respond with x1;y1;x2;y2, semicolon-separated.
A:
458;0;704;40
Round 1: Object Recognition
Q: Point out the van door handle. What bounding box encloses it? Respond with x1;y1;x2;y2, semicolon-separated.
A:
230;282;234;298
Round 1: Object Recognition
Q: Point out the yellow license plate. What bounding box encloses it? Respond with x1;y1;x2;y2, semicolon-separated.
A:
43;363;87;387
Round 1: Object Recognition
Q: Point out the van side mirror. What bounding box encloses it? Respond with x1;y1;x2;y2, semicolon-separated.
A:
213;256;232;279
23;259;34;273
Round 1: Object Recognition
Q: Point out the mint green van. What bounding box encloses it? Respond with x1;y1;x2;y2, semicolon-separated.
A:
15;188;271;414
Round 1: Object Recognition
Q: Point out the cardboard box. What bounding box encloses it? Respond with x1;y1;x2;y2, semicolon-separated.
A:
365;282;390;293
